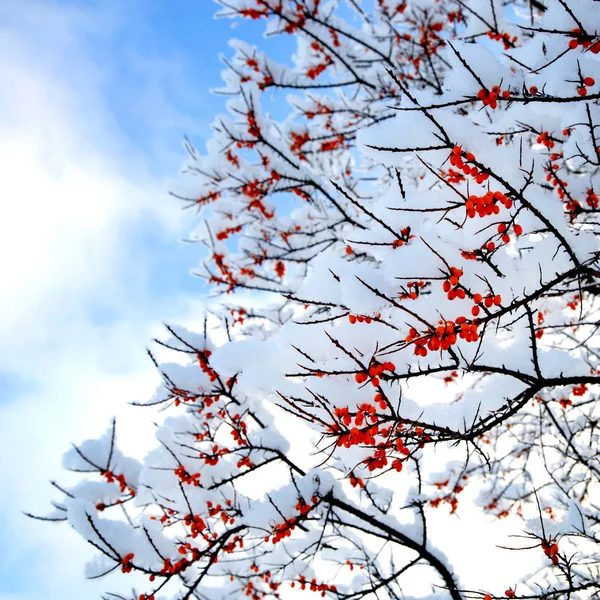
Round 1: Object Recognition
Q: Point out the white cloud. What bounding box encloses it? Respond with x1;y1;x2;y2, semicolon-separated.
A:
0;1;204;597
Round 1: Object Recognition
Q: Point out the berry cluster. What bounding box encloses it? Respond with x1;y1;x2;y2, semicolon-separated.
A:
577;76;596;96
216;224;242;241
183;513;207;538
174;465;201;486
542;540;560;565
120;553;135;574
442;267;464;300
391;226;415;248
497;222;522;243
335;424;379;448
364;447;390;472
266;518;296;544
355;360;395;386
477;85;510;109
429;482;464;514
466;190;513;219
449;146;490;184
536;131;555;149
487;30;518;50
159;555;195;576
230;414;249;446
399;280;426;300
471;293;502;316
373;392;387;411
101;470;134;495
291;575;337;595
295;495;319;516
349;472;365;488
567;29;600;53
197;350;218;382
559;397;573;409
544;164;572;207
201;443;230;467
348;314;373;324
441;167;466;184
406;317;479;356
275;261;285;278
354;403;377;427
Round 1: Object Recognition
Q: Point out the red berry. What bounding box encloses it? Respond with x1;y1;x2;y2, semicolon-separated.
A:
583;77;595;86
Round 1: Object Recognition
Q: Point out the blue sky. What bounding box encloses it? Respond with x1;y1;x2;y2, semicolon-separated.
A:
0;1;289;598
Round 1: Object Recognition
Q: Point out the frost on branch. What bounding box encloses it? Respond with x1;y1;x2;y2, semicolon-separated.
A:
33;1;600;599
